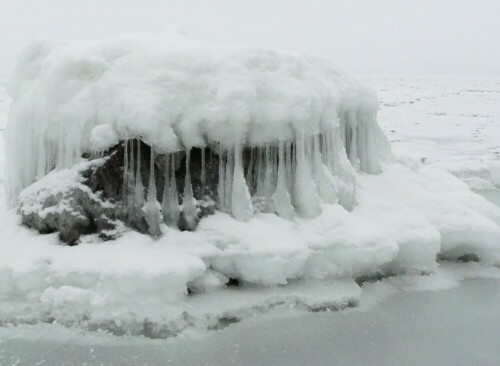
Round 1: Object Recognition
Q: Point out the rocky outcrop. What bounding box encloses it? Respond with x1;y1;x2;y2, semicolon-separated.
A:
18;139;222;244
18;159;118;245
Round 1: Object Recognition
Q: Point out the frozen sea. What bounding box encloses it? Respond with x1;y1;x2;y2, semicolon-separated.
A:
0;76;499;365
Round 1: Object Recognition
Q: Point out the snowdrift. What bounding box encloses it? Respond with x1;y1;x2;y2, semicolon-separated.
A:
2;34;500;336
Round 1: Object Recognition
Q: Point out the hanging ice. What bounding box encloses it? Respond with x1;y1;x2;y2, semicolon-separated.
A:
4;33;393;228
144;148;162;237
231;142;253;221
162;155;180;227
273;141;295;219
294;135;321;217
182;149;198;229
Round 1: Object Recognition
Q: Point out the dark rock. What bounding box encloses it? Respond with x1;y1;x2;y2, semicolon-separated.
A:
457;253;480;263
18;139;226;244
18;160;119;245
226;278;241;287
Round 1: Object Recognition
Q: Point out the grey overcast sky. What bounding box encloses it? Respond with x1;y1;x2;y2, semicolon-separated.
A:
1;0;499;78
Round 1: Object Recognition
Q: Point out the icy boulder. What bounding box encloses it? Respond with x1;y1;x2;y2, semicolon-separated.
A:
5;33;499;268
3;50;500;335
6;34;392;242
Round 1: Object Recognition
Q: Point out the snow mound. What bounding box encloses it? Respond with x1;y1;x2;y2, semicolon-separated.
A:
5;33;390;205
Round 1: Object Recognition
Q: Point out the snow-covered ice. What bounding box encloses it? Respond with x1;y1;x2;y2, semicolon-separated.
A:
365;76;500;190
0;264;499;366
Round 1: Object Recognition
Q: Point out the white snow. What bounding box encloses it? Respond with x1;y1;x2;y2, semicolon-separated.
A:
1;264;499;366
90;124;119;151
364;75;500;190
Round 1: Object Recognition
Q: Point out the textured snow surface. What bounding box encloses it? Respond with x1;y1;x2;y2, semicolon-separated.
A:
1;75;500;338
366;76;500;190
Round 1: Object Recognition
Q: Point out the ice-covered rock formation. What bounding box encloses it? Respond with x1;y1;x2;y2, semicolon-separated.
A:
2;35;500;336
6;34;391;241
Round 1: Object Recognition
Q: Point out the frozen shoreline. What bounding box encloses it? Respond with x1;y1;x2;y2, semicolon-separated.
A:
1;265;499;366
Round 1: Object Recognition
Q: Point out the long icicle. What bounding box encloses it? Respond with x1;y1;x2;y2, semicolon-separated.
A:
231;139;253;221
246;147;254;194
217;147;226;212
162;154;180;228
273;140;295;219
294;133;321;217
126;140;136;220
122;139;129;204
313;134;338;204
201;147;206;193
145;148;162;236
134;141;145;212
224;148;234;212
182;149;197;229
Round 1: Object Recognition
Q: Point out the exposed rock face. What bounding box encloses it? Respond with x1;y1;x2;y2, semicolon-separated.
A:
18;140;222;244
18;159;118;245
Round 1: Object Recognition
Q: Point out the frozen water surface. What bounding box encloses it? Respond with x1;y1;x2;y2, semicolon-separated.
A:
476;190;500;207
0;268;499;366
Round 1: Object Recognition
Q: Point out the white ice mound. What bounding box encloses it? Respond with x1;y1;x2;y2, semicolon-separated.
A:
5;33;390;205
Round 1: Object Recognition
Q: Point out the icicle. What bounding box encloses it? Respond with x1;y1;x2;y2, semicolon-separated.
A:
273;141;295;219
201;147;206;192
340;112;348;150
134;141;145;211
122;139;129;203
347;113;359;169
294;134;321;217
126;140;136;216
56;122;65;168
144;148;162;237
182;149;198;229
356;114;386;174
320;133;332;171
255;148;266;198
224;148;234;212
231;140;253;221
313;135;339;204
217;148;227;212
254;145;276;212
263;145;274;199
162;154;180;227
36;137;46;181
331;131;356;210
285;140;294;198
245;148;255;193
